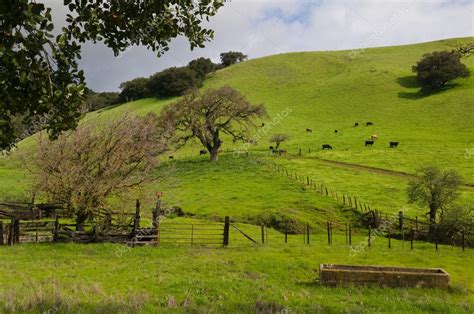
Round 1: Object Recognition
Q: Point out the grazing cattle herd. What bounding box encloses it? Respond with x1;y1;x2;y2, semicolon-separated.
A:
191;121;400;158
267;121;399;155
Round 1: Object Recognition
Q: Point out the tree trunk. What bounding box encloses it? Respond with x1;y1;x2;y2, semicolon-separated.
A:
210;149;219;162
428;206;437;238
275;142;280;149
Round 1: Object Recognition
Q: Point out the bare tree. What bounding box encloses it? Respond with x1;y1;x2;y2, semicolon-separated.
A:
452;42;474;58
159;86;266;161
270;134;289;149
407;166;462;235
28;112;167;230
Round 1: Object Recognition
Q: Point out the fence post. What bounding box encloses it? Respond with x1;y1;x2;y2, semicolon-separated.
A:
349;224;352;246
299;148;301;156
325;187;328;196
368;226;371;247
0;221;3;246
14;219;20;244
398;211;404;231
343;194;346;205
388;231;391;248
133;199;141;237
354;197;358;209
156;219;161;246
306;223;310;244
307;176;309;185
223;216;230;246
261;224;265;244
191;225;194;246
285;223;288;243
410;228;414;250
7;219;14;245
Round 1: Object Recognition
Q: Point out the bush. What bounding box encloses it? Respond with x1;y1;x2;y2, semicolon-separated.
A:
147;67;200;97
119;77;150;102
412;51;470;91
437;204;473;246
188;57;216;79
83;89;120;112
220;51;247;67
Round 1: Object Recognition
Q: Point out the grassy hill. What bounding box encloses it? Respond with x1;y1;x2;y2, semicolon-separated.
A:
1;37;473;313
2;37;473;223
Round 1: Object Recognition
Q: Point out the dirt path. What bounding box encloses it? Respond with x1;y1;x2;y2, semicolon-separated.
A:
312;157;474;190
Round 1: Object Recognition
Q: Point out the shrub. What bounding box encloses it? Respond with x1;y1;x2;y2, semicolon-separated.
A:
437;204;473;246
220;51;247;67
118;77;150;102
188;57;216;79
147;67;200;97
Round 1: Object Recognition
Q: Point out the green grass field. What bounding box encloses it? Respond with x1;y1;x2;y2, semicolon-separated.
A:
1;234;472;313
1;37;473;312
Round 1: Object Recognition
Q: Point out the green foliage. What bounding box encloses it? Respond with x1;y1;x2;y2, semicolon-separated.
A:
0;1;85;152
0;0;223;151
408;166;462;232
437;204;474;245
188;57;216;79
83;89;120;112
412;51;470;91
147;67;200;97
220;51;248;67
119;77;150;103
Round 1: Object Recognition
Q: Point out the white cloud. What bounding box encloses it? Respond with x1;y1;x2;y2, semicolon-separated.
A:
45;0;474;91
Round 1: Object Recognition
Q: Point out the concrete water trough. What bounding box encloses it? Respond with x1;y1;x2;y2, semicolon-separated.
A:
319;264;450;288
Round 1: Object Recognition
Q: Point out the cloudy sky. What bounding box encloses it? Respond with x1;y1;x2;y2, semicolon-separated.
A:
46;0;473;91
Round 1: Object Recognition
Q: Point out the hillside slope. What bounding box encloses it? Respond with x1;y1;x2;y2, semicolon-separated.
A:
1;37;473;224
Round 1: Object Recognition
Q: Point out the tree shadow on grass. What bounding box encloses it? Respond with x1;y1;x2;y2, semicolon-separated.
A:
397;76;458;100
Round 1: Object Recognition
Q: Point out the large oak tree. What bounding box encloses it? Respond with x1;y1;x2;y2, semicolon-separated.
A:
0;0;224;151
160;86;266;162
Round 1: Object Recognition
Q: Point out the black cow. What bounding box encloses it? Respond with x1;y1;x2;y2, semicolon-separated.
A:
169;156;174;160
269;146;274;150
366;122;374;126
261;123;265;127
354;122;359;127
322;144;333;150
389;141;399;148
306;128;313;133
199;149;207;155
334;130;338;133
365;140;375;147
